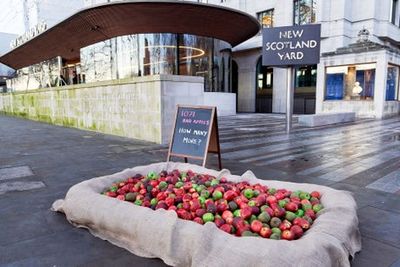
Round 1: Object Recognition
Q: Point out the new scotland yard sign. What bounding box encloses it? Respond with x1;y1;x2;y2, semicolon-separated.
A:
262;24;321;66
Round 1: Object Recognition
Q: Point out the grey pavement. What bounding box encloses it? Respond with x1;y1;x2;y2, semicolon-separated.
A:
0;114;400;267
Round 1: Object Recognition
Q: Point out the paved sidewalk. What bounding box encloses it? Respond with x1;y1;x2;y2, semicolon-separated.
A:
0;114;399;267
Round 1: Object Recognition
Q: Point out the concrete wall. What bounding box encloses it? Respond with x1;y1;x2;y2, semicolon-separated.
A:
0;75;234;144
321;101;376;118
203;92;236;116
0;76;164;143
384;102;400;118
160;76;204;144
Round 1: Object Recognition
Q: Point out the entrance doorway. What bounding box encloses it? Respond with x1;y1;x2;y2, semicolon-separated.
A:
232;60;238;110
255;57;273;113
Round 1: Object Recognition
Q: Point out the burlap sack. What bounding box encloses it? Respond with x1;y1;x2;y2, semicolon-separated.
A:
52;162;361;267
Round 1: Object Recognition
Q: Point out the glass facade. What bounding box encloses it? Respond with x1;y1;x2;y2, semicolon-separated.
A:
325;64;376;100
8;33;231;92
294;0;317;25
79;33;231;92
7;57;61;91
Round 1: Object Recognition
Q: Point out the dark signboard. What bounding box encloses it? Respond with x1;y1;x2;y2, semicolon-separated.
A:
168;105;221;169
262;24;321;66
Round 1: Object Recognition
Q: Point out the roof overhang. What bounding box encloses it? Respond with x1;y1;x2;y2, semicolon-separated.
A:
0;0;260;70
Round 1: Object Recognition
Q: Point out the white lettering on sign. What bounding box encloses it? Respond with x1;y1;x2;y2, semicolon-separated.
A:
262;24;321;66
193;130;208;137
278;52;304;60
265;40;318;51
10;22;48;49
279;29;304;39
183;137;202;145
178;128;191;134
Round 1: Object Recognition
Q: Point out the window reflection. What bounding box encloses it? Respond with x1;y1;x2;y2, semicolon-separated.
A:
10;33;231;92
115;35;139;79
294;0;316;25
139;33;177;76
8;57;61;91
179;34;213;91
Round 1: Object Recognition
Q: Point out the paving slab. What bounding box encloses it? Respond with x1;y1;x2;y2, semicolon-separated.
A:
358;206;400;248
351;237;400;267
1;114;400;266
0;166;33;181
0;181;45;195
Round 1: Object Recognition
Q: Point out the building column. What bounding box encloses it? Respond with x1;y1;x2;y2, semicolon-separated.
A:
272;68;288;113
374;53;388;119
315;61;325;113
237;66;256;112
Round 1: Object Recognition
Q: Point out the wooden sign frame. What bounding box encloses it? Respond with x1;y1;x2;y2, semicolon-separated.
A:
167;105;222;170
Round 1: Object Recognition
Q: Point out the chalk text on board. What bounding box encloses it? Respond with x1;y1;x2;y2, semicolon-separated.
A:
183;137;202;145
193;130;208;137
178;128;191;134
181;110;196;117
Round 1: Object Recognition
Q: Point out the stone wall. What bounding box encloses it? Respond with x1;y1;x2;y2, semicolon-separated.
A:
321;100;376;118
0;75;234;144
0;76;163;143
203;92;236;116
383;102;400;118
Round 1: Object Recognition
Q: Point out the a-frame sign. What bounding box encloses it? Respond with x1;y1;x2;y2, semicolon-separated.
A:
167;105;222;170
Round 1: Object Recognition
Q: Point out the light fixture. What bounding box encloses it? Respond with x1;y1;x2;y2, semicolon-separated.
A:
326;66;348;74
142;45;206;67
355;63;376;70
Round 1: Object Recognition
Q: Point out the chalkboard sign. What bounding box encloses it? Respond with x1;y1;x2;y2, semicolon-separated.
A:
167;105;222;169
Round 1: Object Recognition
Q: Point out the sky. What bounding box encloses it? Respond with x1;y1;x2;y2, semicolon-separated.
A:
0;0;25;35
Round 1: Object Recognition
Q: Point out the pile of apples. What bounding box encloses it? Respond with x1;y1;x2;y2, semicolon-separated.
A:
102;170;324;240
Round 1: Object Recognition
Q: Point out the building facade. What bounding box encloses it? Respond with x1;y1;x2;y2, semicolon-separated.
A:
208;0;400;118
5;0;400;118
0;1;258;143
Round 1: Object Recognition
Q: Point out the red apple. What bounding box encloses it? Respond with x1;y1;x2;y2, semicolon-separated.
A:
259;227;272;238
290;225;303;239
250;220;263;233
219;224;232;234
281;230;295;240
284;202;298;212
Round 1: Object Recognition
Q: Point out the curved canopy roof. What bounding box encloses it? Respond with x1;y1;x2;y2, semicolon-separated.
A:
0;0;260;70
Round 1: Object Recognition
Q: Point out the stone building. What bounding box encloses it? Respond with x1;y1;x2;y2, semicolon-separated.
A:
208;0;400;118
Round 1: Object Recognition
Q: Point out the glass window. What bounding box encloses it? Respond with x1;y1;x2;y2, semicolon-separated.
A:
80;40;114;83
213;39;231;92
256;58;273;90
390;0;398;25
257;9;274;28
78;33;230;92
325;64;376;100
115;35;139;79
294;0;316;25
386;65;399;100
179;34;213;91
138;33;177;76
295;65;317;89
